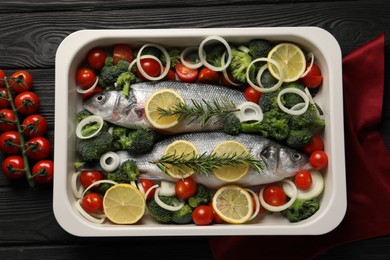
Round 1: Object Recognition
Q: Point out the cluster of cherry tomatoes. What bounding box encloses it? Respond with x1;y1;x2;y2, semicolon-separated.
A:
0;69;53;184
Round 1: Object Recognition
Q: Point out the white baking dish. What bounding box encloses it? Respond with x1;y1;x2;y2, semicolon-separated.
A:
53;27;346;236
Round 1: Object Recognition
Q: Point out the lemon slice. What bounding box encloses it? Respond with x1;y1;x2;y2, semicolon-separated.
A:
212;185;254;224
145;88;185;129
162;140;198;178
103;184;145;224
212;140;250;182
267;43;306;82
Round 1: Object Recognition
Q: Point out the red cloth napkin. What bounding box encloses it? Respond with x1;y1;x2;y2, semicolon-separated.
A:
209;33;390;259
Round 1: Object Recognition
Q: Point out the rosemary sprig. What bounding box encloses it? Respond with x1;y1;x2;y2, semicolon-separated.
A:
157;98;239;126
153;151;264;176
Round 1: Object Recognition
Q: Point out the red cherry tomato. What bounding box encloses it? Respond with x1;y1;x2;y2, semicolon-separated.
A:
9;70;33;93
0;69;6;88
81;193;103;213
263;185;287;206
0;109;16;131
14;91;40;115
303;135;324;154
82;86;104;100
2;155;25;180
192;205;214;225
25;136;51;160
175;177;197;200
0;131;21;154
294;170;313;190
140;178;156;200
221;72;241;88
32;160;54;184
198;67;220;84
208;202;225;224
309;150;328;170
164;69;176;81
136;58;162;81
244;86;262;103
79;170;104;189
76;68;96;90
0;88;10;108
113;44;134;64
87;48;107;69
175;63;198;83
22;114;48;138
300;64;323;88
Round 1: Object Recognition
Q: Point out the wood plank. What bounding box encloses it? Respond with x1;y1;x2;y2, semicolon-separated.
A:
0;2;389;69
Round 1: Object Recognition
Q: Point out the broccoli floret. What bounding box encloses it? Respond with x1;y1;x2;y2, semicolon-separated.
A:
76;131;113;161
281;82;305;108
80;122;102;137
188;184;211;208
248;39;272;59
228;48;252;83
99;57;130;88
95;182;113;196
282;198;320;222
142;46;162;58
76;109;92;122
259;70;278;89
115;72;136;97
112;126;157;155
106;160;139;183
289;104;325;130
286;128;313;149
112;126;128;140
259;90;280;112
146;196;182;224
205;44;226;68
223;113;241;135
172;204;193;224
160;48;181;68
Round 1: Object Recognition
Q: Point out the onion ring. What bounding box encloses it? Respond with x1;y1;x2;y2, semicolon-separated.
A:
154;187;185;211
277;88;309;115
75;115;104;139
198;35;232;72
246;58;284;93
136;43;170;81
180;46;203;69
259;180;297;212
76;76;99;94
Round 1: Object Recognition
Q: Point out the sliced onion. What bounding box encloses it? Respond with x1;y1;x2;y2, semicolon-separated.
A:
259;180;297;212
76;115;104;139
221;52;241;87
245;188;261;221
180;46;203;69
300;53;315;78
144;184;159;200
283;171;324;200
237;45;250;53
76;76;99;94
290;103;306;111
82;179;118;198
136;43;170;81
246;58;284;93
159;181;176;196
72;171;84;199
234;102;263;122
154;187;184;211
100;151;120;172
198;35;232;72
277;88;309;115
129;55;164;73
137;182;146;196
75;199;106;224
305;87;315;105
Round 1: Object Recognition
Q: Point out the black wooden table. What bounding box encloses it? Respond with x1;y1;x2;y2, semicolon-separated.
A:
1;1;389;259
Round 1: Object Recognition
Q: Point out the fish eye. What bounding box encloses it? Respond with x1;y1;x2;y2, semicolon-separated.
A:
291;153;302;161
95;94;105;103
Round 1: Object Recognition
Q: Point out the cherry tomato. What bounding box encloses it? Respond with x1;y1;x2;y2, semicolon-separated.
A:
76;68;96;90
263;185;287;206
294;170;313;190
164;69;176;81
208;202;224;224
175;177;197;200
244;86;262;103
0;88;10;108
221;72;241;88
309;150;328;170
0;69;6;88
22;114;48;138
192;205;214;225
136;58;162;81
0;131;21;154
303;135;324;154
2;155;25;180
113;44;134;64
140;178;156;200
32;160;54;184
9;70;33;93
175;63;198;83
79;170;104;189
198;67;220;84
25;136;51;160
14;91;40;115
300;64;323;88
82;86;104;100
87;48;107;69
81;193;103;213
0;109;16;131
